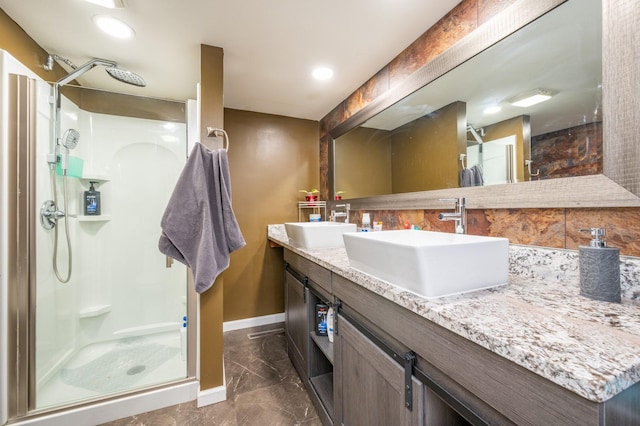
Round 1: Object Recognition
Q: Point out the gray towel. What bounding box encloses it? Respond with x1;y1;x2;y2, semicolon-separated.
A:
159;143;245;293
460;165;484;187
470;164;484;186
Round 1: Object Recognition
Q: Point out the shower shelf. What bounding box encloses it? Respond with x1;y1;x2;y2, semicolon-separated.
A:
77;214;112;222
80;174;109;183
79;304;111;318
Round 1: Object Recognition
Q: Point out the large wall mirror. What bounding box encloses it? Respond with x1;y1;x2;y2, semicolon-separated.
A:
329;0;640;210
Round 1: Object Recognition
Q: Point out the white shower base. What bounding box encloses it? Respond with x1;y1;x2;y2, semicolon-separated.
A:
37;331;187;410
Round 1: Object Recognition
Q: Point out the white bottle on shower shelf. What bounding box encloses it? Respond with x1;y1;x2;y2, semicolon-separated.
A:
180;316;187;361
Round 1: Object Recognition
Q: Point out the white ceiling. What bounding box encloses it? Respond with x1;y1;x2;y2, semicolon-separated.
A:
0;0;460;121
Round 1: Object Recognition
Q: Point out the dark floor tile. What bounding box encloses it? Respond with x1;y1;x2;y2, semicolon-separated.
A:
224;338;293;399
234;381;320;426
101;322;318;425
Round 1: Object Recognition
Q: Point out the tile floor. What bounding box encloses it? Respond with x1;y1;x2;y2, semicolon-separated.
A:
102;323;321;425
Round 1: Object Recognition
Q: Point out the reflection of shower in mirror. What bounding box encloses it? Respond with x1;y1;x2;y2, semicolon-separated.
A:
467;135;517;186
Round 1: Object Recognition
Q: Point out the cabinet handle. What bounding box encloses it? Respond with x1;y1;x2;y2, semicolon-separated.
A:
333;299;342;335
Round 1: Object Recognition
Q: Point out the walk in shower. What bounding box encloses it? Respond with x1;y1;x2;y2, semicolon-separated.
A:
2;51;197;424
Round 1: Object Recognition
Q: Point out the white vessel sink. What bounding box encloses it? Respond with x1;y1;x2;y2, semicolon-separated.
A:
285;222;357;249
343;230;509;299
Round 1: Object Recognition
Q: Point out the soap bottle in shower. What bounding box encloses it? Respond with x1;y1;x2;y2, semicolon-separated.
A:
180;316;187;361
579;227;620;303
84;181;101;215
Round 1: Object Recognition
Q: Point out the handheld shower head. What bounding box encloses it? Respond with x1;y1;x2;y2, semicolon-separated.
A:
106;66;146;87
62;128;80;150
60;128;80;172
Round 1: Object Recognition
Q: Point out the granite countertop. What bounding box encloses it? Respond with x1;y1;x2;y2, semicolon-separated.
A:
267;224;640;403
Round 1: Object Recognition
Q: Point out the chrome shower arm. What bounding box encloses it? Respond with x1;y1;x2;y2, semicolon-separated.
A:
56;58;117;87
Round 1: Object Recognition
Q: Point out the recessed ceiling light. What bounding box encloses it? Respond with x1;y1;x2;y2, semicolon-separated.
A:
84;0;126;8
312;67;334;81
483;105;502;114
509;89;556;108
93;15;135;39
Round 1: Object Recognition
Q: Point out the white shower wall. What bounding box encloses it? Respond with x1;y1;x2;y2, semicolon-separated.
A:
34;86;188;389
34;80;82;387
73;110;187;343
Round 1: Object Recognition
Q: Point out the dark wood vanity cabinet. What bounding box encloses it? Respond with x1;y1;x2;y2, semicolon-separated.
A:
334;314;423;425
284;249;466;426
284;266;308;381
283;249;640;425
284;250;335;425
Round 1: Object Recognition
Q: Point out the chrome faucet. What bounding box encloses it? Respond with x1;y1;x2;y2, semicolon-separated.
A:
438;197;466;234
331;203;350;223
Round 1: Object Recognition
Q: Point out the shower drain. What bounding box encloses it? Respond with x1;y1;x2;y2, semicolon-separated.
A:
126;365;146;376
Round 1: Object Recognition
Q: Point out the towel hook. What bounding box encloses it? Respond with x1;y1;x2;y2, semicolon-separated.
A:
206;127;229;151
525;159;540;178
460;153;467;170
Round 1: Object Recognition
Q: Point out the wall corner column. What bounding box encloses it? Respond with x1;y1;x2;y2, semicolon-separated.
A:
199;44;225;391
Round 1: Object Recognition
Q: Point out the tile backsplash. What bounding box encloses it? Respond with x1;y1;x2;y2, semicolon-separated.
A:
347;208;640;258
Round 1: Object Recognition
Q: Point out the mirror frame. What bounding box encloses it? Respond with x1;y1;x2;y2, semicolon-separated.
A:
327;0;640;210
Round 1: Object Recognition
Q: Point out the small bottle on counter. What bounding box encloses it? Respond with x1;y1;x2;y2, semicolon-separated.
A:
361;213;371;232
579;227;620;303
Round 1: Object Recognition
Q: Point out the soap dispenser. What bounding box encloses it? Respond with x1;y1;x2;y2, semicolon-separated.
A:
84;181;101;216
579;227;620;303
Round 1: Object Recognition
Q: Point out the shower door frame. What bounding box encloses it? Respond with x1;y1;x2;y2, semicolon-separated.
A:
6;73;36;420
6;73;198;422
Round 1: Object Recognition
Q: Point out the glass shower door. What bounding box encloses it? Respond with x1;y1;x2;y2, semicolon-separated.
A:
33;80;190;410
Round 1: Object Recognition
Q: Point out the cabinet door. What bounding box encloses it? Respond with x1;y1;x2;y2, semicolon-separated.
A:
336;314;422;426
285;270;308;372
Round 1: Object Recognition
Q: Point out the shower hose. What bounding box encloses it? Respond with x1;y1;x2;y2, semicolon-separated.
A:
51;166;73;283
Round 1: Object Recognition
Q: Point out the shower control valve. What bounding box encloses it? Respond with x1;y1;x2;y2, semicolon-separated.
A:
40;200;65;230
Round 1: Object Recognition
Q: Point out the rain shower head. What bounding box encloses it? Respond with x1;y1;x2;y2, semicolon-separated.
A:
46;55;145;88
105;66;146;87
62;128;80;150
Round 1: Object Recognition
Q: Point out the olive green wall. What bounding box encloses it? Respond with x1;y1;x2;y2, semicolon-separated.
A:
335;127;392;198
0;9;66;82
223;108;319;321
391;101;465;192
199;44;226;390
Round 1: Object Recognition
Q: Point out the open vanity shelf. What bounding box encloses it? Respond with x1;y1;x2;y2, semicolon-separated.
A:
284;253;335;425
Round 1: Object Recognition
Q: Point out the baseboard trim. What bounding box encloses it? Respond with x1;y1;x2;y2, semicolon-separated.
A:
197;384;226;408
223;312;285;332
